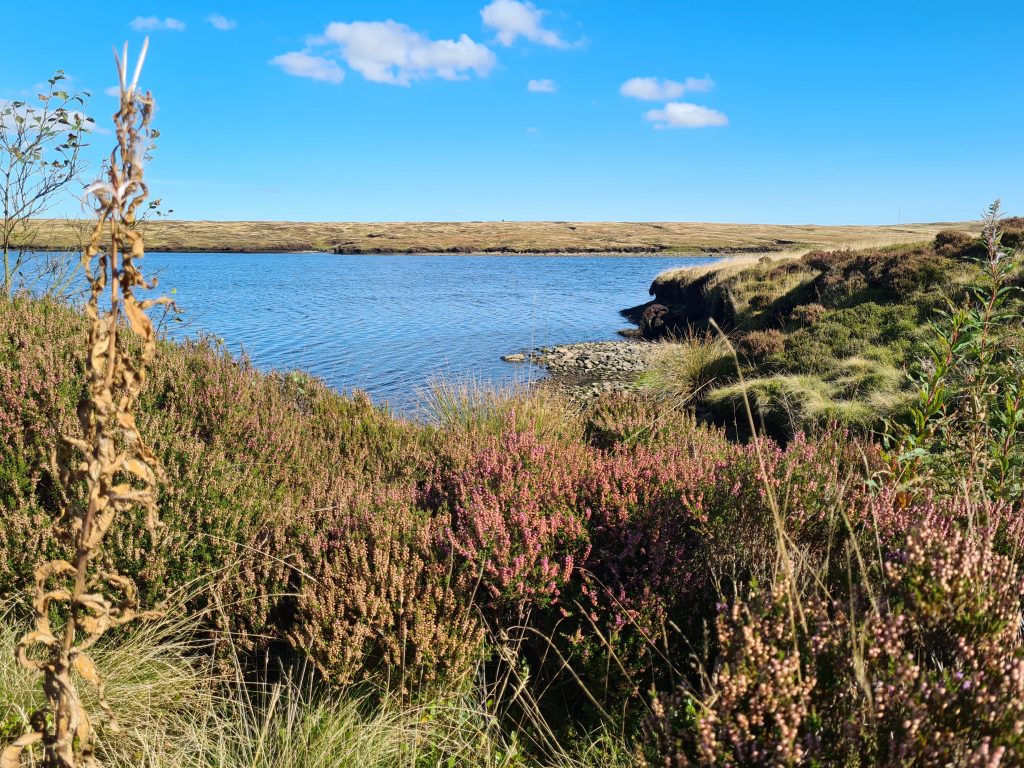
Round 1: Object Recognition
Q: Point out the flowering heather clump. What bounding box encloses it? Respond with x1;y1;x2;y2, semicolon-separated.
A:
759;429;877;531
691;583;850;767
697;429;877;593
645;580;848;766
577;442;727;632
289;488;483;698
420;419;592;613
736;329;785;360
857;487;1024;556
867;522;1024;765
557;441;732;717
648;505;1024;767
0;301;80;594
546;426;872;726
790;302;826;326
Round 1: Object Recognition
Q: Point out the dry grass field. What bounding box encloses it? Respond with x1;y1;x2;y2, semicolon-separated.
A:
18;218;975;255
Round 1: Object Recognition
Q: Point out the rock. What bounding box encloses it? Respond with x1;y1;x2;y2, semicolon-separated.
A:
501;353;526;363
640;303;670;338
526;339;661;403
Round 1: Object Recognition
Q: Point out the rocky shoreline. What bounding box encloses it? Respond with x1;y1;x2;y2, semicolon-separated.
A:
503;340;660;400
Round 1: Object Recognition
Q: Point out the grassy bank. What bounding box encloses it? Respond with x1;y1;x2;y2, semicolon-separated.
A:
17;218;973;254
632;219;1024;439
2;216;1024;765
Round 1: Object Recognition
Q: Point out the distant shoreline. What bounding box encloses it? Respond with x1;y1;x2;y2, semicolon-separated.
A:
16;219;972;256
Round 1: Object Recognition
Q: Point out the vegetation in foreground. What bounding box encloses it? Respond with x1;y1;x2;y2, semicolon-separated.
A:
2;205;1024;765
15;217;971;255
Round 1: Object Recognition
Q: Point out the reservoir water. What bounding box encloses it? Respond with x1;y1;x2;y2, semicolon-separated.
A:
65;252;721;410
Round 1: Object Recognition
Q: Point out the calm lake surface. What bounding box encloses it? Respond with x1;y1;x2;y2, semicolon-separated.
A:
121;252;720;410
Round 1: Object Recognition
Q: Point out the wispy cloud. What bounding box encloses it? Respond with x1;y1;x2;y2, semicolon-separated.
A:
481;0;574;48
527;78;557;93
207;13;237;31
129;16;186;32
620;76;714;101
274;20;495;86
645;102;728;129
269;52;345;84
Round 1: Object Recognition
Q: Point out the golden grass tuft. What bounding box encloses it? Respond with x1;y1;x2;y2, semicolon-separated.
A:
418;374;583;443
640;335;735;406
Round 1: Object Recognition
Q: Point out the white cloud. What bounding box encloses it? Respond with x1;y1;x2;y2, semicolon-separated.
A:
527;78;557;93
644;102;728;129
481;0;568;48
270;52;345;84
620;76;714;101
104;85;121;97
298;20;495;86
207;13;237;31
129;16;186;32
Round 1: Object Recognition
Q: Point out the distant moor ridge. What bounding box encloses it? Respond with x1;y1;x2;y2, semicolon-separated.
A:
19;219;974;254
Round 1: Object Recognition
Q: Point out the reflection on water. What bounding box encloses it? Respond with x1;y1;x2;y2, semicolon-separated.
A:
30;251;720;410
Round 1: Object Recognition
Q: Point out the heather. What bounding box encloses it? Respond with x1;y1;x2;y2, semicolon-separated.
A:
0;293;876;760
3;213;1024;765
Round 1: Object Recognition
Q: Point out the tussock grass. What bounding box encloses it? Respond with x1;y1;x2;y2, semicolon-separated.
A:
0;604;631;768
1;600;214;768
640;335;735;406
705;355;910;436
418;374;583;442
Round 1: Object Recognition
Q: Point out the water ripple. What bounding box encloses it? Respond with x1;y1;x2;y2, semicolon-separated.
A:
54;252;722;411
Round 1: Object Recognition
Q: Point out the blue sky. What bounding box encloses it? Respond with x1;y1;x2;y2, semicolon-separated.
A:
3;1;1022;223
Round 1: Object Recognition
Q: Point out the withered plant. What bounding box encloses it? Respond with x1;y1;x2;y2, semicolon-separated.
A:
2;40;169;768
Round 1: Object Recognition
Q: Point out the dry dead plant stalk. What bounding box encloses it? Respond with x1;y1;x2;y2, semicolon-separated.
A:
2;39;169;768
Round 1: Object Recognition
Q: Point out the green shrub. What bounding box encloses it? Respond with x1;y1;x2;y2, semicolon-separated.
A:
892;203;1024;501
771;301;920;373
